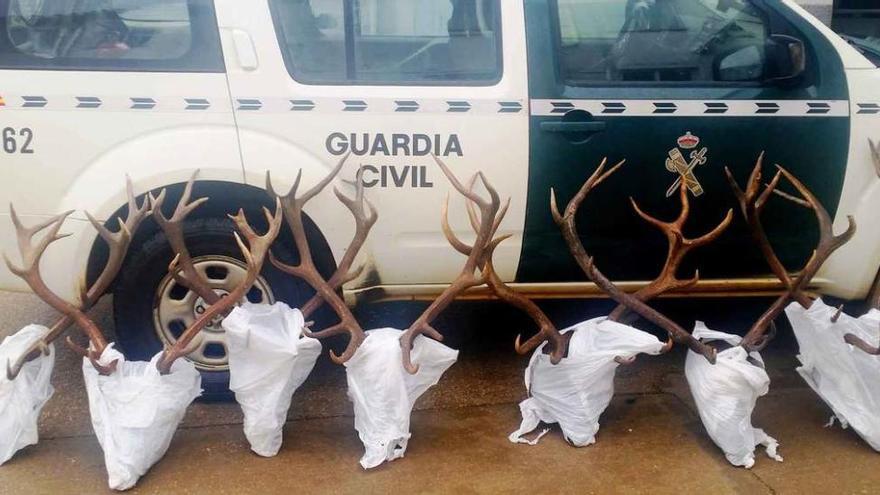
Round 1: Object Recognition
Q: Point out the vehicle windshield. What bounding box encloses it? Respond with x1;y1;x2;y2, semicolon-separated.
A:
841;34;880;67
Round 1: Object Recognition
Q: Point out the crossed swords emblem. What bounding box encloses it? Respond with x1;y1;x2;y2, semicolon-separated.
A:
665;146;708;197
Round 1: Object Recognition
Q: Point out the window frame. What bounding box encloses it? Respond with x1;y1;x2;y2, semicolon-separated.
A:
0;0;225;73
268;0;505;87
548;0;775;89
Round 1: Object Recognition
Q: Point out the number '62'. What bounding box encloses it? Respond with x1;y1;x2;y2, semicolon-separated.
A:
2;127;34;154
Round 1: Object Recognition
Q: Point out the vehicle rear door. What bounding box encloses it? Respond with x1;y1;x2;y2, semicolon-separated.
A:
518;0;851;287
215;0;530;287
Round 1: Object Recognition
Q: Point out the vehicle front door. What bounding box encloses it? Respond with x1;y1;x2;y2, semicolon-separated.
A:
518;0;851;288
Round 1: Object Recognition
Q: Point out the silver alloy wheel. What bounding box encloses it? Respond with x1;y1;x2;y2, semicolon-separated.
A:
153;255;274;370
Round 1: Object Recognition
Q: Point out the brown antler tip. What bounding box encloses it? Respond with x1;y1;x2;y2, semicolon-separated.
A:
550;188;565;225
167;253;182;273
706;346;718;364
329;349;344;365
831;304;844;323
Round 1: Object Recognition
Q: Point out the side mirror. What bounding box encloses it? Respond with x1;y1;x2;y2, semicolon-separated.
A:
765;34;806;85
715;45;765;82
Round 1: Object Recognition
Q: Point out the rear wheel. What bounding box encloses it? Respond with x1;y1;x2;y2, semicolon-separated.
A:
113;217;314;399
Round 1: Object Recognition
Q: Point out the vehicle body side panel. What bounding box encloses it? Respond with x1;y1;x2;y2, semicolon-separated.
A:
818;66;880;299
0;70;242;299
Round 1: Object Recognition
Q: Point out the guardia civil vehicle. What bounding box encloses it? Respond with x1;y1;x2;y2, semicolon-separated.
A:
0;0;878;393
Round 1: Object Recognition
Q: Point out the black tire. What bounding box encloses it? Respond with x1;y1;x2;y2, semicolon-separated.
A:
113;217;318;400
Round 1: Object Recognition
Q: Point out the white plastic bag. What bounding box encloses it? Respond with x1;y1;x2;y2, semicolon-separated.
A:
0;324;54;465
345;328;458;469
786;299;880;450
685;322;782;468
509;317;666;447
223;302;321;457
83;345;202;491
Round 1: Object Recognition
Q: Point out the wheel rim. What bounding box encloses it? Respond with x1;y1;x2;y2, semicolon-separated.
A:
153;255;275;370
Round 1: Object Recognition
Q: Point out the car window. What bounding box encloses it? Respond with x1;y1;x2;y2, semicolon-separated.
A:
0;0;224;72
555;0;769;84
270;0;502;85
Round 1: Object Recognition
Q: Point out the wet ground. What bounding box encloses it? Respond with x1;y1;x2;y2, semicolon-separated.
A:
1;292;878;494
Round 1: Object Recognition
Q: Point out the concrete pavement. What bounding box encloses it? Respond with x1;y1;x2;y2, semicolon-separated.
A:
0;293;878;494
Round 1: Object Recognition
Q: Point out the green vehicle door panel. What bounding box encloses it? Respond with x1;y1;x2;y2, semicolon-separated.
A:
517;0;850;284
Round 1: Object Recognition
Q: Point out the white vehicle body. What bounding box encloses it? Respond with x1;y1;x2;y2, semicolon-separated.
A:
0;0;876;324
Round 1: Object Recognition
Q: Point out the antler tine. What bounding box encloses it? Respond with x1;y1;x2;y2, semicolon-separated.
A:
5;206;74;276
775;165;856;263
6;341;47;380
150;171;218;304
432;155;497;209
870;139;879;178
844;327;880;355
297;153;350;205
441;193;475;256
156;199;283;374
463;174;511;241
399;158;502;374
725;157;806;306
267;157;367;364
4;207;113;372
268;154;350;212
300;167;379;318
609;178;733;322
738;162;856;351
552;160;717;364
82;176;151;304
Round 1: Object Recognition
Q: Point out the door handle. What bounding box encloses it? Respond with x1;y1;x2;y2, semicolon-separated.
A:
540;121;607;133
231;29;259;71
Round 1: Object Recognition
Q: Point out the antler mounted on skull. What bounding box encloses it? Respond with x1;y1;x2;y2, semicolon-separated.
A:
266;154;504;374
148;172;284;374
266;154;376;364
551;159;718;362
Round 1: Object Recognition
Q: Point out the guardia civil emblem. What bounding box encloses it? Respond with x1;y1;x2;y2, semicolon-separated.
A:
666;132;708;197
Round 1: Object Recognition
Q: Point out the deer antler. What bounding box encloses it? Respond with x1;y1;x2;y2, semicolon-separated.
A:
551;159;716;363
149;171;219;304
727;157;856;352
155;199;283;374
439;175;570;364
608;179;733;322
6;178;149;379
299;167;378;319
398;156;502;373
268;154;370;364
4;208;118;375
